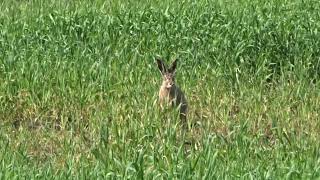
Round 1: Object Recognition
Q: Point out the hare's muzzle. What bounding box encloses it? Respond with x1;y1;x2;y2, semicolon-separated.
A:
166;82;174;89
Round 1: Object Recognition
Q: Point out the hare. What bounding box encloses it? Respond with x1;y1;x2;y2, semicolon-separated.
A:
156;58;188;123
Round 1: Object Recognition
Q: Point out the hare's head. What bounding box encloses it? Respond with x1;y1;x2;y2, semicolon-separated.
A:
156;58;178;89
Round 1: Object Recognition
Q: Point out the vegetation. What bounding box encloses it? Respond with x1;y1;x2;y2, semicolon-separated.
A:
1;0;320;179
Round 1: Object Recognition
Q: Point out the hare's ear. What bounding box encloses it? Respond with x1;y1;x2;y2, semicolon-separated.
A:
169;59;178;73
156;58;167;74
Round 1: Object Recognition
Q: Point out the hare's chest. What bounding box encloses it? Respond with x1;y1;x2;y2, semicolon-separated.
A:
159;88;177;106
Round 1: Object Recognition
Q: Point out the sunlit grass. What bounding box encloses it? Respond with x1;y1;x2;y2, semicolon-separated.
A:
0;0;320;179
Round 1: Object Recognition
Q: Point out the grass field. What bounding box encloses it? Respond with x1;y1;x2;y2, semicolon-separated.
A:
1;0;320;179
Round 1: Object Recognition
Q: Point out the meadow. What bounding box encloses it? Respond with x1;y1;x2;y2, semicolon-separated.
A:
1;0;320;179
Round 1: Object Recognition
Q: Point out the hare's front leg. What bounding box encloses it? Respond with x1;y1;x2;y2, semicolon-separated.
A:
158;97;164;111
159;101;163;110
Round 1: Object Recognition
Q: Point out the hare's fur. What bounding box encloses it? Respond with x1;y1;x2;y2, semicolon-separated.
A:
156;59;188;121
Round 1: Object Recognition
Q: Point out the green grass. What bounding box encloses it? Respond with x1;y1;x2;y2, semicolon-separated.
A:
1;0;320;179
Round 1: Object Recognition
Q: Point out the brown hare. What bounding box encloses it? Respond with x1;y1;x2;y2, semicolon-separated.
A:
156;58;188;123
